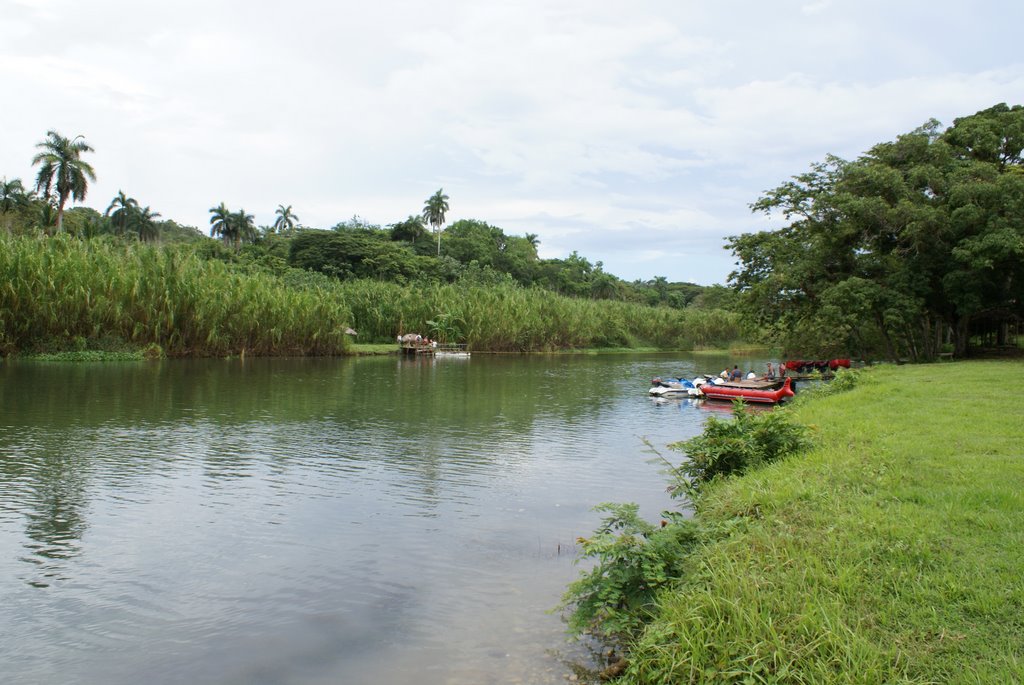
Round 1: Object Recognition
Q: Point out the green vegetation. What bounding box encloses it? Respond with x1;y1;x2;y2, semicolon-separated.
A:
563;362;1024;683
2;130;741;358
730;103;1024;360
7;104;1021;360
0;234;352;357
423;187;450;256
348;343;401;355
562;401;815;649
31;130;96;234
0;234;741;357
335;279;741;351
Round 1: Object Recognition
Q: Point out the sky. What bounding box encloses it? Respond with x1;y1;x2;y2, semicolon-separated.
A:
3;1;1023;285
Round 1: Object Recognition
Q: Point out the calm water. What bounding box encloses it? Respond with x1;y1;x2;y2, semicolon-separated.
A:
0;353;755;684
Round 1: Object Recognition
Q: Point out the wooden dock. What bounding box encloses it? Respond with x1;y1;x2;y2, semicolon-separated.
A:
399;342;469;357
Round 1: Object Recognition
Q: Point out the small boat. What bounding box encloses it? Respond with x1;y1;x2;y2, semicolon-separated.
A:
649;377;698;397
698;376;794;404
784;359;850;374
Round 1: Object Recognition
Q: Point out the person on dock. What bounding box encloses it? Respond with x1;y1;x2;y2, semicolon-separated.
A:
767;362;775;379
730;365;742;381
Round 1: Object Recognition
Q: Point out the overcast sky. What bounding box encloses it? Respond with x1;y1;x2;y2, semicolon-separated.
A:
3;1;1022;284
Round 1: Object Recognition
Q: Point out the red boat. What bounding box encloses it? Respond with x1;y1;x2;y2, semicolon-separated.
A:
784;359;850;373
699;376;794;404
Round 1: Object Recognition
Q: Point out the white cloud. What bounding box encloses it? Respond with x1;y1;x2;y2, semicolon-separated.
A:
1;0;1022;284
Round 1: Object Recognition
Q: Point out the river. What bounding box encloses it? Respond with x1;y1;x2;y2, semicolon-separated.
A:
0;352;759;684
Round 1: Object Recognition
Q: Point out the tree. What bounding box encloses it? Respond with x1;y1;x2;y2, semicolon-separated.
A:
273;204;299;233
31;130;96;233
422;188;450;256
209;202;233;245
233;209;257;247
133;206;162;242
209;205;254;248
730;103;1024;359
105;191;139;237
390;215;428;244
1;177;29;214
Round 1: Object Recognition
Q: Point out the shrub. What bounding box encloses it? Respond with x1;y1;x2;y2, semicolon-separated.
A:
670;403;812;497
561;503;703;646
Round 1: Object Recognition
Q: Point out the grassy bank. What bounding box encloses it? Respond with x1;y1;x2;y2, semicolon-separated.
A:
615;361;1024;683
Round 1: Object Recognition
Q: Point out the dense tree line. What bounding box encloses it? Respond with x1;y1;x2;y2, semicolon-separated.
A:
730;103;1024;360
1;133;715;312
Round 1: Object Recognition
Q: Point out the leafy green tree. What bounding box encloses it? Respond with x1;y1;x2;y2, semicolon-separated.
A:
389;215;428;244
443;219;503;267
31;130;96;233
496;235;540;285
422;188;450;256
289;229;425;283
273;204;299;233
105;191;139;237
730;103;1024;359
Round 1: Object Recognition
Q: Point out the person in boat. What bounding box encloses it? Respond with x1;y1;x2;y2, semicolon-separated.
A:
729;366;742;381
720;369;729;379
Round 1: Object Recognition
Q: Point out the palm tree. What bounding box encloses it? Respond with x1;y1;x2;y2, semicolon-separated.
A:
133;206;161;242
209;202;233;244
273;204;299;233
232;208;256;247
1;177;28;214
105;190;139;237
31;130;96;233
37;202;57;231
422;188;450;256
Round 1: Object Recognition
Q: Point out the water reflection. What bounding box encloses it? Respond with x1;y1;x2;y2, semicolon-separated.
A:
0;354;764;684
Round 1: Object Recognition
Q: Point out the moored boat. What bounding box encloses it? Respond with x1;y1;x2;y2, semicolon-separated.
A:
784;358;850;374
698;376;794;404
649;377;698;397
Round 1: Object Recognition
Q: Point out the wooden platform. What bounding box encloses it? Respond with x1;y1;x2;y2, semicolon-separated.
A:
399;343;469;356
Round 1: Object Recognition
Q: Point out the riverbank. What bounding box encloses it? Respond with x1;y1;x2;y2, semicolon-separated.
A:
616;361;1024;683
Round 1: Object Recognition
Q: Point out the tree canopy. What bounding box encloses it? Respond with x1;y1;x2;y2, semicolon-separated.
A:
729;103;1024;359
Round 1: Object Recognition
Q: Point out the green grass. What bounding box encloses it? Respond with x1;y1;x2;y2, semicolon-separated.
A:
347;343;399;355
623;361;1024;684
24;350;148;361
